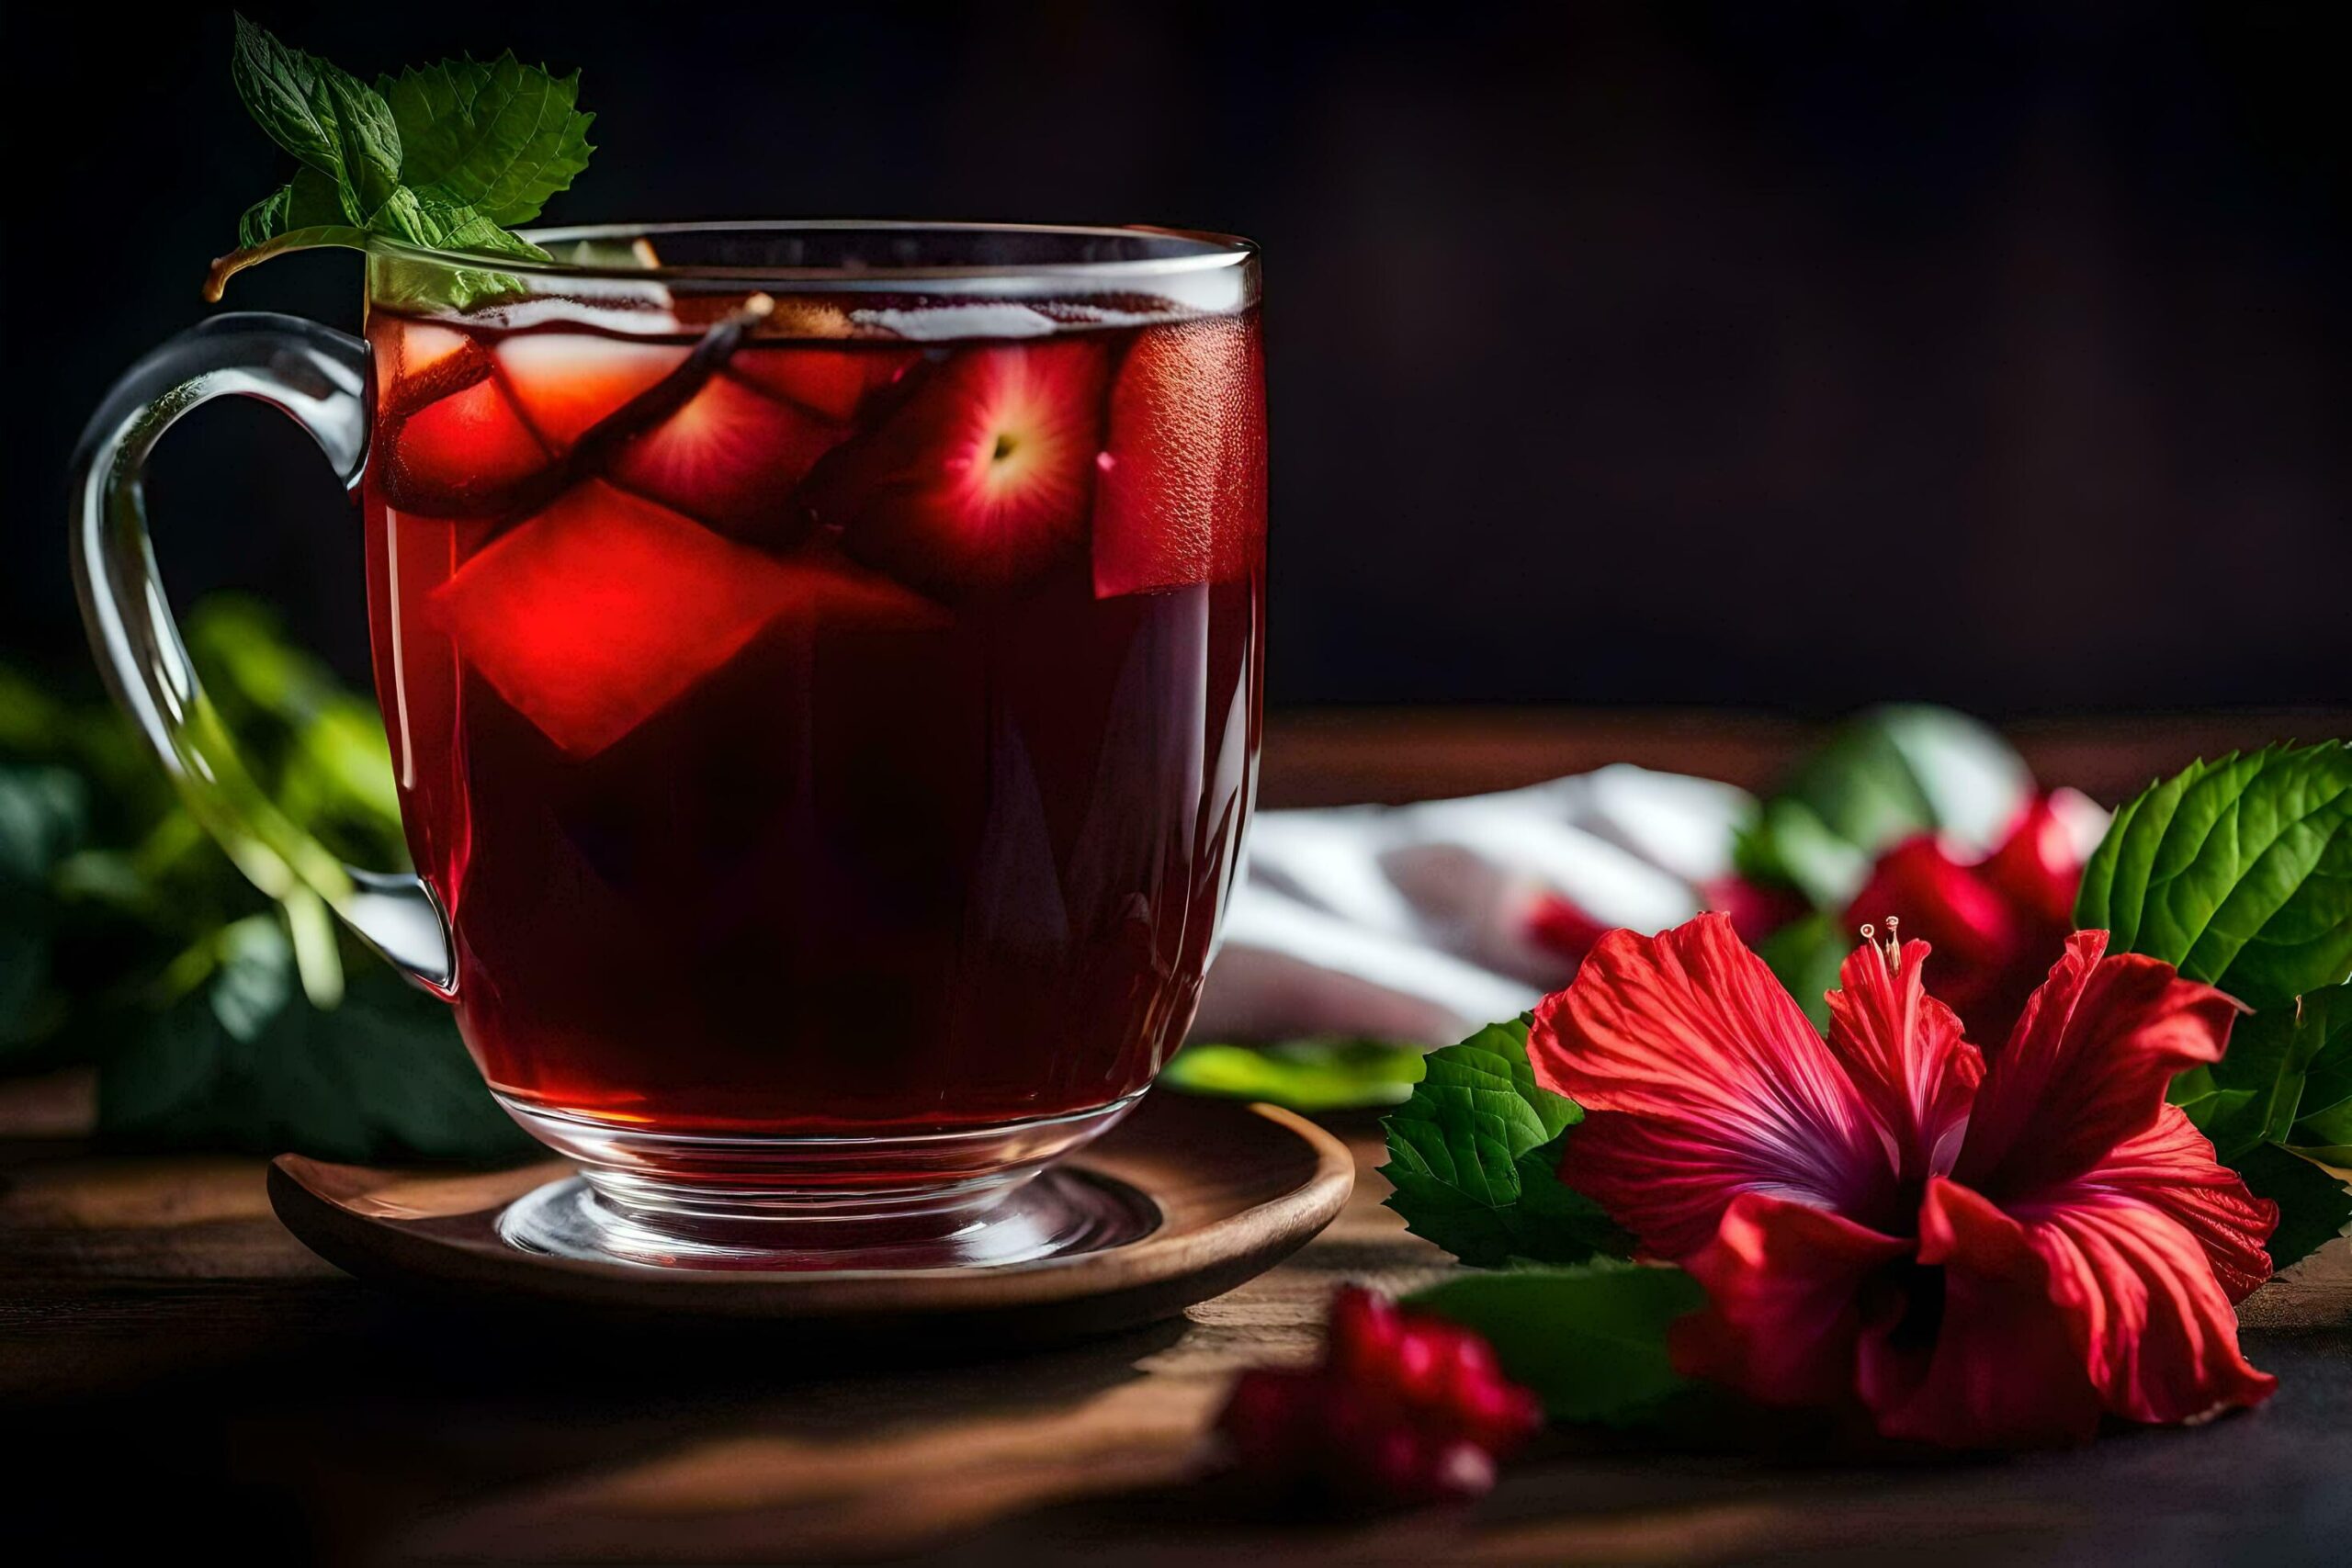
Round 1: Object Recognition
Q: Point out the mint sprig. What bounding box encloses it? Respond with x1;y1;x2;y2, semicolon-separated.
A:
209;16;595;309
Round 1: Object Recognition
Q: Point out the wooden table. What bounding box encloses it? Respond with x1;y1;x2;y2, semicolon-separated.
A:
6;712;2349;1564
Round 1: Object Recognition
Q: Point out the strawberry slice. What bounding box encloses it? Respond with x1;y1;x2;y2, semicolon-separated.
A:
495;333;691;449
813;341;1111;604
729;345;918;423
1091;315;1266;597
605;373;845;543
429;481;805;758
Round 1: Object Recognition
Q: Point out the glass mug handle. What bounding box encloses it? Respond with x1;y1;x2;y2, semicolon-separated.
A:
67;310;456;991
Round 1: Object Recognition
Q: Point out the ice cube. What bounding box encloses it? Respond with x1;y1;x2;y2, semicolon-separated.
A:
850;304;1059;341
428;481;804;758
380;376;552;518
729;346;916;423
496;334;690;450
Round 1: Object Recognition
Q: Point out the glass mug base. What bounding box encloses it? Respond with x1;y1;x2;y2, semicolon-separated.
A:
492;1093;1156;1269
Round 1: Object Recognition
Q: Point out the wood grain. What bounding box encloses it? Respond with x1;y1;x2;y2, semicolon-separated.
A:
5;712;2349;1564
1257;707;2352;807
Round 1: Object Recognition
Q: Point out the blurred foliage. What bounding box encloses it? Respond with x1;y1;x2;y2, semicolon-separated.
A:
0;597;530;1161
1162;1038;1427;1112
1733;705;2031;1029
1733;704;2030;909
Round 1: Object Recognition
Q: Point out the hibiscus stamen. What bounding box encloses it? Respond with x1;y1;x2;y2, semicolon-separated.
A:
1859;919;1902;970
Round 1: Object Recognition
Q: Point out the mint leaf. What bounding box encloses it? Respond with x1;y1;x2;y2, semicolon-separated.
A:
1735;705;2030;908
231;14;401;223
1379;1017;1631;1267
2076;742;2352;1008
237;167;349;249
1161;1039;1425;1111
214;17;592;307
381;54;595;227
1407;1261;1708;1424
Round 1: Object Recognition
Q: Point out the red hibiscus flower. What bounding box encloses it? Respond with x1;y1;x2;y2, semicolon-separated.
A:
1841;794;2084;1047
1529;913;2278;1448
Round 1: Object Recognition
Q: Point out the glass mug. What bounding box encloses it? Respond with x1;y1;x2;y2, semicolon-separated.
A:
71;223;1265;1268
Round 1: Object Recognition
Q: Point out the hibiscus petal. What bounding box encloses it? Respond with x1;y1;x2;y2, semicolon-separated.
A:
2087;1107;2277;1303
1858;1179;2106;1448
1955;931;2244;1198
1822;937;1983;1185
1842;836;2042;1047
1671;1190;1911;1411
1533;914;1899;1258
2006;1127;2278;1426
1846;836;2018;978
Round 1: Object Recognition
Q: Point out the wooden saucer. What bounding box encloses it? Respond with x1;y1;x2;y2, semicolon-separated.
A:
267;1092;1352;1340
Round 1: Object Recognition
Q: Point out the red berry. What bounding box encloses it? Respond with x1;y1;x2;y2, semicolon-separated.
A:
1214;1286;1543;1512
1217;1369;1312;1470
1328;1287;1403;1379
1387;1322;1448;1403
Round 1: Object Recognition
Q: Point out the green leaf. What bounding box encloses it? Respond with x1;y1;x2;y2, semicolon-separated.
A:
1407;1261;1708;1425
1757;910;1845;1033
2234;1142;2352;1271
2171;987;2351;1163
372;186;548;258
238;168;345;249
1739;798;1870;910
2075;742;2352;1008
1510;1127;1635;1264
1379;1017;1630;1268
217;18;588;308
2290;1001;2352;1161
1160;1039;1425;1111
0;765;91;1045
1735;705;2030;907
98;913;533;1163
381;53;594;227
0;764;88;886
230;13;401;223
237;187;292;249
206;224;371;301
364;188;548;312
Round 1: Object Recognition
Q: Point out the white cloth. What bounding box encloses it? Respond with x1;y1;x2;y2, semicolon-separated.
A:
1192;765;1755;1046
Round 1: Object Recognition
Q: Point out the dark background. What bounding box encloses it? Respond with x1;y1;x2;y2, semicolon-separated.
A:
8;2;2346;714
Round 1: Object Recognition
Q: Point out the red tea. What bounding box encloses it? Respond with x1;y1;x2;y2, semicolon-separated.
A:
361;299;1264;1150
